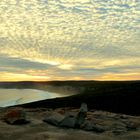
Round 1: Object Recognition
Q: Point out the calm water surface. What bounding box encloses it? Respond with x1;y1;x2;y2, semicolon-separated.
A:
0;88;68;107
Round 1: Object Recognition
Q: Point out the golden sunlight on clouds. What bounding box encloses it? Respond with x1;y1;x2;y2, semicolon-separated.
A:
58;64;74;70
0;72;50;82
97;73;140;81
0;0;140;81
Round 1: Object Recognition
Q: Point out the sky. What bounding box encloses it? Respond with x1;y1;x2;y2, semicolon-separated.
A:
0;0;140;81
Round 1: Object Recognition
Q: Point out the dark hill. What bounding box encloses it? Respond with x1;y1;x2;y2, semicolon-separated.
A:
8;80;140;115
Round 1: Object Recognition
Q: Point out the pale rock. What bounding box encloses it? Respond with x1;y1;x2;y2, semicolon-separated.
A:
43;112;65;126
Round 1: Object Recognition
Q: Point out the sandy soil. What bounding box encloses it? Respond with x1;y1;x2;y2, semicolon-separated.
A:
0;107;140;140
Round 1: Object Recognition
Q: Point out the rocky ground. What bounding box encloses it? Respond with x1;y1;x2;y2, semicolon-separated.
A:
0;107;140;140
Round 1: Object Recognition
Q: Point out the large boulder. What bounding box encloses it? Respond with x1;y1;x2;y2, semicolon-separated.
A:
59;115;76;128
3;109;29;125
60;103;88;128
44;103;88;129
43;112;65;126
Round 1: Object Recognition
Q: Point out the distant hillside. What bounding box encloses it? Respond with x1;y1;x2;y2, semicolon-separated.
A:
0;80;139;95
0;80;139;91
6;80;139;115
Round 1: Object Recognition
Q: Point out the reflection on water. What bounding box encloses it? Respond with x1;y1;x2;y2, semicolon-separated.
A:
0;89;68;107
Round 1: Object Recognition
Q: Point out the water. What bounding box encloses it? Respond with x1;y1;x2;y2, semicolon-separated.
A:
0;88;68;107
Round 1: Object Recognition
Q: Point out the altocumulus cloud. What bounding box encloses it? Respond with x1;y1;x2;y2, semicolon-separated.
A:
0;0;140;81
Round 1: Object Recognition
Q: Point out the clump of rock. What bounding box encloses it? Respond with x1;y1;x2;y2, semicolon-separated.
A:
3;108;30;125
43;112;65;126
43;103;105;132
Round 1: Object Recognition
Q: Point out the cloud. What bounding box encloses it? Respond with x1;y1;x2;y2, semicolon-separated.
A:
0;54;53;70
0;0;139;81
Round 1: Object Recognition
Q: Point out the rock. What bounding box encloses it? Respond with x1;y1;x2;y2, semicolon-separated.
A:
59;103;88;128
79;103;88;113
56;109;65;115
111;122;127;135
3;109;29;125
75;112;86;128
44;103;88;129
126;121;140;130
120;115;128;119
75;103;88;128
82;120;105;133
112;129;127;135
91;124;105;133
59;115;76;128
43;112;65;126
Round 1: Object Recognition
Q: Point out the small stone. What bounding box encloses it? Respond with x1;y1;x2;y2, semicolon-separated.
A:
112;129;127;135
127;121;140;130
120;115;128;119
79;103;88;113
